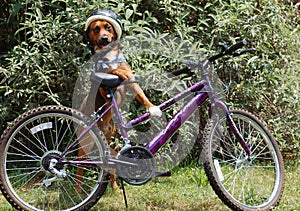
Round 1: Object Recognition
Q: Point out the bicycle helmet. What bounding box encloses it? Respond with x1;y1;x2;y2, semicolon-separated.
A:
84;9;122;40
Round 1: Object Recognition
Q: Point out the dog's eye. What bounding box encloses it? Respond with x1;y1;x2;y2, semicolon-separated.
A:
106;25;112;31
93;26;100;33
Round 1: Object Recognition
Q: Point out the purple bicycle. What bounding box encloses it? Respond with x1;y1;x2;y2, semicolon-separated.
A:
0;40;284;210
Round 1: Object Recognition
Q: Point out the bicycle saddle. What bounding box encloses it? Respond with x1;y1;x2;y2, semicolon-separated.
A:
90;72;140;88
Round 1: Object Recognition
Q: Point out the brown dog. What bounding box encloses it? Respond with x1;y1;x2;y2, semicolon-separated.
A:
76;9;161;190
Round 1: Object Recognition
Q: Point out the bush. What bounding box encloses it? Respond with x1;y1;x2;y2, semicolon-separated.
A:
0;0;299;159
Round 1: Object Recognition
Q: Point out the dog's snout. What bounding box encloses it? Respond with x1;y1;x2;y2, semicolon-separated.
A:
101;36;109;41
96;35;111;49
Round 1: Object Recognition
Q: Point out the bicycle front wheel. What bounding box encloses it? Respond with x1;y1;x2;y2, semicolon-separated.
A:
0;106;109;211
202;108;284;211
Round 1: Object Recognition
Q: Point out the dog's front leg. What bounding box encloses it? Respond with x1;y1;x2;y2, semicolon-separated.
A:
110;68;162;116
126;83;162;117
110;68;133;81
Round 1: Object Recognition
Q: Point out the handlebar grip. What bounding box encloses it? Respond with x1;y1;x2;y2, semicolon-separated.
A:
168;66;191;77
225;39;247;55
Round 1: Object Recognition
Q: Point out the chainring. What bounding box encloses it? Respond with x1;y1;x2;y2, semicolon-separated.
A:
117;146;156;186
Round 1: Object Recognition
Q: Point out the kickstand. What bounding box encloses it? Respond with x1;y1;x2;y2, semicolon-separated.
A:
120;179;128;209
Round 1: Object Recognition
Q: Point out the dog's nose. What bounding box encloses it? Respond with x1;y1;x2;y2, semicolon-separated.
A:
101;36;109;42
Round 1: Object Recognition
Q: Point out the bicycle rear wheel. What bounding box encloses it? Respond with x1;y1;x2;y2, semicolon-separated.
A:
202;108;284;211
0;106;109;211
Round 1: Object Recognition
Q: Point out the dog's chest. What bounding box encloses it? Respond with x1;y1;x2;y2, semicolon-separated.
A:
93;50;125;72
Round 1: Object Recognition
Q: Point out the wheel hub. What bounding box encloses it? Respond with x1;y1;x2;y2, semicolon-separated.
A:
41;150;66;177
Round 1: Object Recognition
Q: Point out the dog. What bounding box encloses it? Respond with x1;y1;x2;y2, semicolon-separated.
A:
76;9;162;190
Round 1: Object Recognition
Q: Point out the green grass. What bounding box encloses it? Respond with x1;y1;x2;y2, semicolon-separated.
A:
0;164;299;210
93;167;230;211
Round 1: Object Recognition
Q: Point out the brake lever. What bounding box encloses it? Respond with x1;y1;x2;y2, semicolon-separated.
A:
180;71;196;80
180;60;198;68
217;43;229;53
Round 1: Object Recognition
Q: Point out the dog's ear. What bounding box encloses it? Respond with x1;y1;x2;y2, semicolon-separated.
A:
83;31;89;44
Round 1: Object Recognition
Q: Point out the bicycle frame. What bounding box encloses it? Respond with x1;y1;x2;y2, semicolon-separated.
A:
62;60;251;167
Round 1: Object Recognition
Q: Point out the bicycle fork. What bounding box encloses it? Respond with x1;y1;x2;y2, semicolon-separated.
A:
212;100;252;157
226;113;252;156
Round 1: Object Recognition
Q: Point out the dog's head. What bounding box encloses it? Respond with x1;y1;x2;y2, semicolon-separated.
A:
84;9;122;54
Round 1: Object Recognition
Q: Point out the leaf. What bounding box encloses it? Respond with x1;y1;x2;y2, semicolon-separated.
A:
247;56;259;65
7;3;24;25
125;9;134;20
36;7;43;20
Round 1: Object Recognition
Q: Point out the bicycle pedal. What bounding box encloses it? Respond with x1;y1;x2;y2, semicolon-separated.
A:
155;171;172;177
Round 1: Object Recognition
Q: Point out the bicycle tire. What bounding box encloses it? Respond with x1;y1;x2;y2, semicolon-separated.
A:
0;105;109;211
202;108;284;211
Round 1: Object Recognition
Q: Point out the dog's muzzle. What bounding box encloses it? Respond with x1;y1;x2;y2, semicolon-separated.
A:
96;36;111;49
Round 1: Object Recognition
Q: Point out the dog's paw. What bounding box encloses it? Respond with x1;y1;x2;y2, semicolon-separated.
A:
149;106;162;117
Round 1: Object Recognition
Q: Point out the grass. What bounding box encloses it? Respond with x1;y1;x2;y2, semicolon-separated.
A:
0;164;299;211
93;167;230;211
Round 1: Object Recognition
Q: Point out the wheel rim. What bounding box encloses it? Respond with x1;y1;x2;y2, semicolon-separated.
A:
3;112;105;210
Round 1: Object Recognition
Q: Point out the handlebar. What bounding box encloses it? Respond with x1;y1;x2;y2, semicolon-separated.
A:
208;39;255;62
169;39;256;77
168;66;191;77
225;39;248;55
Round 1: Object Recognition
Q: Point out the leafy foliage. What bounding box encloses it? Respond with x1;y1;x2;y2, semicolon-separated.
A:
0;0;299;158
